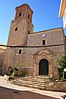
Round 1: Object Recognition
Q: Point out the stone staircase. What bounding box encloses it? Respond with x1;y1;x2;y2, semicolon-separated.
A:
11;76;52;90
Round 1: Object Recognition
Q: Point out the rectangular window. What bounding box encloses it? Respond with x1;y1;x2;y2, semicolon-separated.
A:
18;49;21;54
16;48;23;55
42;40;45;45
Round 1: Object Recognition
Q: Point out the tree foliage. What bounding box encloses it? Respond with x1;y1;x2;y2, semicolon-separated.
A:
56;54;66;80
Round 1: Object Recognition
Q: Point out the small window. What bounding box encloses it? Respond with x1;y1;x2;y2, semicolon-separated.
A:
42;40;45;45
28;15;30;19
19;12;21;16
15;27;18;31
28;31;30;34
18;49;21;54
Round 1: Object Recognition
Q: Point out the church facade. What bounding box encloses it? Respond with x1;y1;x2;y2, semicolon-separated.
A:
4;4;65;79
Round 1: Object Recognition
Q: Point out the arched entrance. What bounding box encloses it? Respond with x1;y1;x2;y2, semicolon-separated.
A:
39;59;49;75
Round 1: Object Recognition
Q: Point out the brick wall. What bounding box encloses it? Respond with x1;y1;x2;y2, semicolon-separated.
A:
0;47;6;75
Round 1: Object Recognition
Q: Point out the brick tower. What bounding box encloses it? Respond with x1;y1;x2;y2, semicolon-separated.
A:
4;4;34;72
8;4;34;46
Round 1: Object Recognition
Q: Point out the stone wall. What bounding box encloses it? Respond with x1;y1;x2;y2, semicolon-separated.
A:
3;28;65;78
0;47;6;75
27;28;65;47
8;19;28;46
3;4;65;79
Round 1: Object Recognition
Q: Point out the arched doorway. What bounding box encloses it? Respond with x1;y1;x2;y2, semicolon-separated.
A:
39;59;49;75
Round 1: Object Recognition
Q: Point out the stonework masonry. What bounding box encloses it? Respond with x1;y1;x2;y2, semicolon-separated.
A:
3;4;66;79
0;47;6;75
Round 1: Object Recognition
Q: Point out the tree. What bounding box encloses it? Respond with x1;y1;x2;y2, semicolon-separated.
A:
56;54;66;80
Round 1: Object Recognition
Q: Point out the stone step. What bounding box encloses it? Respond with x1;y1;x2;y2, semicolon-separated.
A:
11;76;51;90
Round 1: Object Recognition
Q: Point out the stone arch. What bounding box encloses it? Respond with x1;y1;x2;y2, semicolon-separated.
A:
33;49;53;77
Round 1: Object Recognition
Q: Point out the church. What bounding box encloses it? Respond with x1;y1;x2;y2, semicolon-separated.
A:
3;4;66;79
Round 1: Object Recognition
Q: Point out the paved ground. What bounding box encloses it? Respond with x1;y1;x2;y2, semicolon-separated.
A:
0;76;66;99
0;86;59;99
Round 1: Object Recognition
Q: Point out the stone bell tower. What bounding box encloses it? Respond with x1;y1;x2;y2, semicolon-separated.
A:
8;4;34;46
3;4;34;73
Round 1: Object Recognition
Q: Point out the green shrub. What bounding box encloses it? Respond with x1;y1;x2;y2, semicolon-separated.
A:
12;68;18;77
56;54;66;80
6;66;29;77
58;66;63;80
6;67;19;77
18;68;29;77
18;71;29;77
6;67;13;76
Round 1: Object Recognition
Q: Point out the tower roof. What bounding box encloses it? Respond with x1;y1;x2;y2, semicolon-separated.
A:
16;4;33;14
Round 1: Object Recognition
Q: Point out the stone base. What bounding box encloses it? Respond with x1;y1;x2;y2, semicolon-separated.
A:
10;76;66;92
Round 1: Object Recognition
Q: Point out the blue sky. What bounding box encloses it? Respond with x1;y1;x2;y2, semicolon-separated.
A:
0;0;66;44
